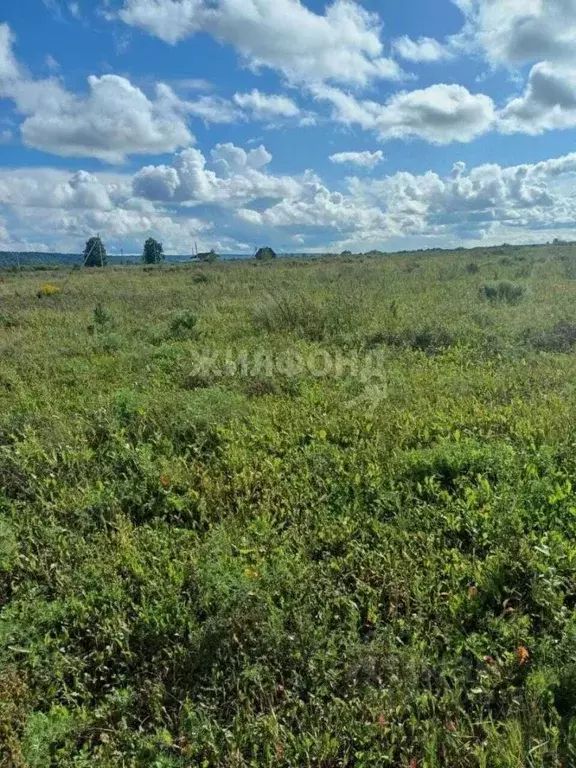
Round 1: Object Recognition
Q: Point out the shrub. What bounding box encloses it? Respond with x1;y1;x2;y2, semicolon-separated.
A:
93;302;110;328
367;326;455;354
467;262;480;274
481;281;525;305
169;311;198;339
254;294;351;341
526;321;576;353
192;273;210;284
36;283;61;298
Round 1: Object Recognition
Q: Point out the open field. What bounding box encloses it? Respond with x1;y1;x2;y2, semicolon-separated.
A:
4;244;576;765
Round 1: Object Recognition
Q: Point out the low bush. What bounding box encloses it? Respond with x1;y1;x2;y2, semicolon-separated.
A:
481;281;525;305
254;294;353;341
36;283;61;298
367;326;456;354
525;321;576;353
169;311;198;340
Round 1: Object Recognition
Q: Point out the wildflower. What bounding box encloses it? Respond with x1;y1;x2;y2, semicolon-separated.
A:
516;646;530;665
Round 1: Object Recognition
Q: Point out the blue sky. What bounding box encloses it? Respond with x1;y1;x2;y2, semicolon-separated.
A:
0;0;576;254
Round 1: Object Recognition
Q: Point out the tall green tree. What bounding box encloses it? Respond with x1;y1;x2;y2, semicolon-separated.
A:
255;246;276;261
142;238;164;265
83;236;107;267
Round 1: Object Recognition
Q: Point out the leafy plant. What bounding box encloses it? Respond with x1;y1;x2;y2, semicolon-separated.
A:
169;310;198;339
481;281;525;304
36;283;61;297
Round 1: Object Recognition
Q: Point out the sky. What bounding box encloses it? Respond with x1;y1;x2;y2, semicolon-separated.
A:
1;0;576;254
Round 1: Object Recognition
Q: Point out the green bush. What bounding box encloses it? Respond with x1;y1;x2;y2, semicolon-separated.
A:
526;321;576;353
169;311;198;339
253;294;352;341
481;281;525;304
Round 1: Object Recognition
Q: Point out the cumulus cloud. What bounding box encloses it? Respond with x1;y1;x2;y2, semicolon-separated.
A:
0;166;215;253
393;35;453;63
117;0;406;86
500;62;576;134
233;89;300;119
133;142;301;205
5;148;576;253
449;0;576;68
0;23;194;162
234;149;576;248
329;150;384;169
313;83;495;144
20;77;193;162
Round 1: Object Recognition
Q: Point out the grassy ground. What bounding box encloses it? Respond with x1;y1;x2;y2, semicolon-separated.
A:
3;245;576;765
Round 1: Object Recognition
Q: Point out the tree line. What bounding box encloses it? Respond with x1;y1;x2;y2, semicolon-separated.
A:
82;237;277;266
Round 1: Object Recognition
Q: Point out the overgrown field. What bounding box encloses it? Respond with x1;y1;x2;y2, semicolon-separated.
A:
5;245;576;766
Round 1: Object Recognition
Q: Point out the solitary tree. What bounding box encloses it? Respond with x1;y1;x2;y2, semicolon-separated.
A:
142;237;164;264
83;236;107;267
255;246;276;261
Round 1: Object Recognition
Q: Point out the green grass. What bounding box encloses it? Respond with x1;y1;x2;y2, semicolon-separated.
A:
3;244;576;765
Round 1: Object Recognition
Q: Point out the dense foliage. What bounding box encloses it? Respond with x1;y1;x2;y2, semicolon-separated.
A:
255;246;276;261
83;237;107;268
3;245;576;765
142;238;164;265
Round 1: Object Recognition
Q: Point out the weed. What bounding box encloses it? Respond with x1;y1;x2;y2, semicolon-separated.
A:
526;321;576;353
36;283;61;298
481;281;525;305
169;310;198;340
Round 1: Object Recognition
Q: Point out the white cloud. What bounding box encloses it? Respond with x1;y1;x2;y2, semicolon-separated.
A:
117;0;407;86
5;149;576;253
45;54;60;72
233;89;300;119
450;0;576;68
233;148;576;248
313;82;495;144
183;94;240;123
18;76;193;162
0;24;21;82
133;142;301;205
393;35;453;63
0;25;194;162
329;150;384;169
0;166;215;253
500;62;576;134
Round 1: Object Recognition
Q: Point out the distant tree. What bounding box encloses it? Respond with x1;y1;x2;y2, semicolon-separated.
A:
255;246;276;261
197;249;219;263
142;237;164;264
83;236;107;267
340;250;353;257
